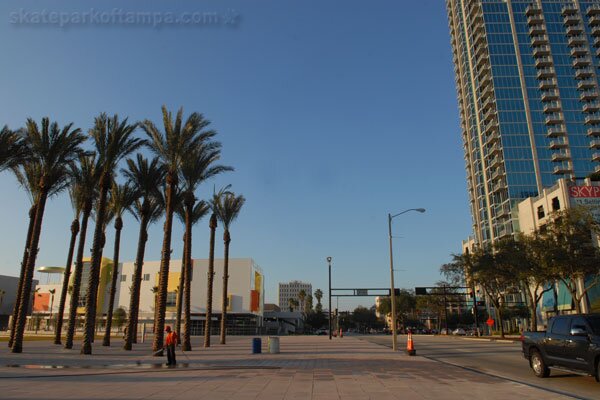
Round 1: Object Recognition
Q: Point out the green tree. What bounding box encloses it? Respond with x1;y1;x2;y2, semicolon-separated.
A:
545;207;600;313
142;106;215;355
314;289;323;312
102;183;137;346
65;155;99;350
122;155;165;350
352;306;379;332
298;290;307;313
376;290;416;327
82;114;141;355
211;189;244;346
113;307;127;332
11;118;85;354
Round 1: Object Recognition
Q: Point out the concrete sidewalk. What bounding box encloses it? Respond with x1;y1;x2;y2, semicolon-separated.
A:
0;336;569;399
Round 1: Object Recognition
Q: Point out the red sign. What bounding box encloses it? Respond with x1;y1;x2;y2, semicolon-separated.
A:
486;318;495;327
569;186;600;198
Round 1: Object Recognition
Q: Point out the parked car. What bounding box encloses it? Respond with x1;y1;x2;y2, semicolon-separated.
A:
452;328;466;336
522;313;600;381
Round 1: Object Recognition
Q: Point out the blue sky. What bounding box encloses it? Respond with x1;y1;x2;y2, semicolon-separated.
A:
0;0;471;310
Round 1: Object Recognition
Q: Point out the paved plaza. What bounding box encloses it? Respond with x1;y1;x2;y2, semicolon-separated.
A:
0;335;572;399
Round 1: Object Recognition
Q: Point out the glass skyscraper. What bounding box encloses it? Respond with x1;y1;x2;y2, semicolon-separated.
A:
447;0;600;245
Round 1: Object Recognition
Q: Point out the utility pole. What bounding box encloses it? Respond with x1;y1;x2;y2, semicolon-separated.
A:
327;256;332;340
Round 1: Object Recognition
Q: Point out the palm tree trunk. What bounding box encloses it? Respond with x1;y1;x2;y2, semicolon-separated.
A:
219;230;231;345
152;174;177;355
81;174;110;355
64;202;92;349
54;218;79;345
204;213;217;348
12;189;48;353
182;207;193;351
102;218;123;346
175;233;186;338
124;215;149;350
8;205;36;348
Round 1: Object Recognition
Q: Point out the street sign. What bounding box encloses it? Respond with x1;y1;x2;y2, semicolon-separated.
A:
486;318;495;327
356;289;368;296
415;287;428;295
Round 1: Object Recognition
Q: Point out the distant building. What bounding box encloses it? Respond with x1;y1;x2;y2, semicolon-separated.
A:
33;257;265;335
278;280;312;311
0;275;38;330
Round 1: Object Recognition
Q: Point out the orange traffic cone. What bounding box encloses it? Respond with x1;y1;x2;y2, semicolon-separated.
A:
406;331;416;356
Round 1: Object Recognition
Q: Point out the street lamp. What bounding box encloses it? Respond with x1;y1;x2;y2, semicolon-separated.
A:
326;256;332;340
388;208;425;351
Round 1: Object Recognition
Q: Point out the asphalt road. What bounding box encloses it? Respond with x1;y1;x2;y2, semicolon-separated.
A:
360;334;599;400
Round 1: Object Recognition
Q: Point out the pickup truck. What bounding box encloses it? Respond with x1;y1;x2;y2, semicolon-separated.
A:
522;313;600;380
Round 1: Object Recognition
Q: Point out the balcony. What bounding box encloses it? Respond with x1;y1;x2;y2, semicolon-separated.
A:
486;131;500;146
533;44;551;57
583;102;600;113
481;96;494;112
570;45;588;56
545;113;564;125
573;56;592;67
537;67;554;79
550;139;568;149
489;143;502;156
590;14;600;26
575;67;594;79
541;89;559;102
562;5;579;16
527;12;543;25
563;14;581;26
543;102;561;113
479;73;492;89
497;203;511;218
585;113;600;124
578;79;596;90
488;156;502;170
473;31;485;46
591;139;600;148
526;5;542;16
492;181;507;192
547;125;566;137
566;24;584;35
553;164;573;174
474;43;487;59
593;152;600;162
535;56;553;68
484;119;499;134
529;24;546;36
539;78;558;90
490;168;506;181
480;84;494;101
588;5;600;16
551;151;570;162
568;34;586;46
532;34;549;46
592;25;600;36
588;126;600;136
482;107;495;123
580;89;599;101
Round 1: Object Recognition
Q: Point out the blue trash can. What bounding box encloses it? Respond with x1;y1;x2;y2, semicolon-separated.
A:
252;337;262;354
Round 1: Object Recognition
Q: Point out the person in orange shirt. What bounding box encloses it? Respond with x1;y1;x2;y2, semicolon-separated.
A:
164;326;178;366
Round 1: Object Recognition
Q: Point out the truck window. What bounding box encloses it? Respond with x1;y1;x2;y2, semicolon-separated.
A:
551;317;570;335
585;316;600;335
571;317;588;333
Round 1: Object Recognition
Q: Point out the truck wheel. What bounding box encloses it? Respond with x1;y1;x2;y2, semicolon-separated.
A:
530;350;550;378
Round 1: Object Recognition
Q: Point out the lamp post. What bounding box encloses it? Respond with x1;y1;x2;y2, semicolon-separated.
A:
388;208;425;351
327;256;332;340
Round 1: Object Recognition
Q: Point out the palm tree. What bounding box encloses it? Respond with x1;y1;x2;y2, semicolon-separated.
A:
54;184;85;345
9;161;64;347
0;125;26;172
178;145;231;349
64;154;98;350
314;289;323;312
298;290;306;313
81;114;141;355
204;211;218;347
11;118;85;354
212;190;245;345
122;155;165;351
141;105;217;354
102;182;136;346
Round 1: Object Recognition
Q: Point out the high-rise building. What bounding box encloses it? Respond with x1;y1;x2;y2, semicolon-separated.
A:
447;0;600;244
278;281;312;311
